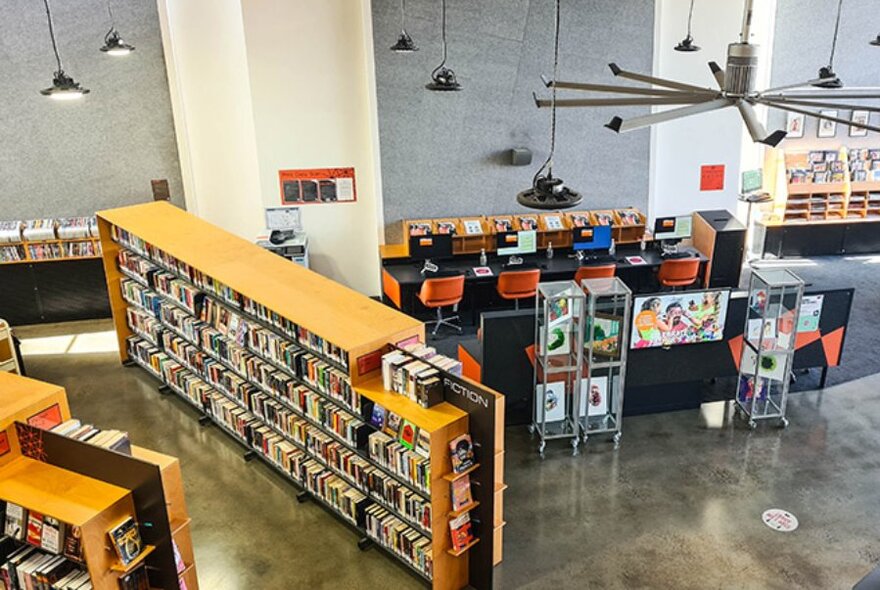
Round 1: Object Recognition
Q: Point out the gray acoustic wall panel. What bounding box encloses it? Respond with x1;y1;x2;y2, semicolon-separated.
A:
372;0;655;242
769;0;880;149
0;0;183;219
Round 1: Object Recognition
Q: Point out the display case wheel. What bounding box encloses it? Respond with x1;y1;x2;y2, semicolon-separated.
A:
748;419;757;430
779;417;790;429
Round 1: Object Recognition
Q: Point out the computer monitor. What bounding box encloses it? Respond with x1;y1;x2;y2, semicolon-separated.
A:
572;225;612;252
496;230;537;257
409;233;453;261
653;215;693;242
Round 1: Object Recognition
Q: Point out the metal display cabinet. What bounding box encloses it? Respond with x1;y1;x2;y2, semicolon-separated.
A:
579;277;632;447
735;268;804;429
530;281;585;456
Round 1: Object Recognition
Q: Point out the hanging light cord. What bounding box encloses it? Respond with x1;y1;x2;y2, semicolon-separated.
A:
400;0;407;34
105;0;117;42
42;0;63;74
432;0;449;77
828;0;844;69
686;0;695;38
535;0;562;184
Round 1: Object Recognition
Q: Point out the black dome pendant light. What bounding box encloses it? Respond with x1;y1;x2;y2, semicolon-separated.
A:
40;0;90;100
100;0;135;55
390;0;418;52
674;0;701;52
814;0;844;88
870;34;880;46
517;0;582;211
425;0;460;91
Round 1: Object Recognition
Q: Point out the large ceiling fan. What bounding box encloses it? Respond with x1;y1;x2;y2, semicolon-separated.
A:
532;0;880;147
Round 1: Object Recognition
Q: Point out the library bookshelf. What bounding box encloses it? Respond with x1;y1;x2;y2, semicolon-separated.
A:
98;202;505;590
0;372;197;590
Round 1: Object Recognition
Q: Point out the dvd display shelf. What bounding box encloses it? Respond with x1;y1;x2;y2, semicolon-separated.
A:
0;217;101;265
99;202;500;590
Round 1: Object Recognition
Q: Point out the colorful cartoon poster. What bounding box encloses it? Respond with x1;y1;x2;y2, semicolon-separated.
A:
631;290;730;349
797;295;824;333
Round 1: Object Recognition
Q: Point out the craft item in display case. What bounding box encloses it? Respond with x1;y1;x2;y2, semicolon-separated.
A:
741;347;787;382
738;375;768;403
579;376;609;417
538;323;572;356
449;434;475;473
587;313;622;358
536;382;567;423
547;298;572;326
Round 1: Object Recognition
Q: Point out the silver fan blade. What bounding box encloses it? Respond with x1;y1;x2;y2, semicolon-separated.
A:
737;101;787;146
540;76;712;97
606;98;734;133
757;98;880;133
760;77;839;95
757;96;880;113
709;62;725;89
608;62;717;93
761;88;880;100
534;94;716;108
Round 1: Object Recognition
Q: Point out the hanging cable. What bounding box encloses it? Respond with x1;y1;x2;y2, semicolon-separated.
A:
686;0;695;38
828;0;844;69
432;0;449;77
535;0;562;184
42;0;63;73
400;0;406;34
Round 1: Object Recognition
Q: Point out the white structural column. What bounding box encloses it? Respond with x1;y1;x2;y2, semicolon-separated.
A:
649;0;777;223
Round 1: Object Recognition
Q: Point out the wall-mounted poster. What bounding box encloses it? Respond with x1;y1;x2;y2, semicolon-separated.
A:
850;110;870;137
817;111;838;138
632;290;730;349
786;112;805;138
278;167;356;205
797;295;824;333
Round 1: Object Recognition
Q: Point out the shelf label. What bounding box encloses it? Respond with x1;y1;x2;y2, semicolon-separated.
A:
27;403;62;430
357;350;383;377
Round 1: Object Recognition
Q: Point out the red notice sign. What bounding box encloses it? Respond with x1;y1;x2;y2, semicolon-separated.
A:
700;165;725;191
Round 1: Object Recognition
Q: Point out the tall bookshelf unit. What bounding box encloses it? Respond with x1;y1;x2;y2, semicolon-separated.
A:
98;202;504;590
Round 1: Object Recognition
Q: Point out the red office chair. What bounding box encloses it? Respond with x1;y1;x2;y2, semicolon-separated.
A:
574;264;616;288
496;269;541;310
418;274;465;337
657;258;700;289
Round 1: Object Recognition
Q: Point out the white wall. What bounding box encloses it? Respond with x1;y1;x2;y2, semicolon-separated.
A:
649;0;776;223
240;0;384;296
156;0;264;239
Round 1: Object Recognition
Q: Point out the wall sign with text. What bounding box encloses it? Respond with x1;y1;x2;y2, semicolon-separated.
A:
700;164;725;191
278;168;357;205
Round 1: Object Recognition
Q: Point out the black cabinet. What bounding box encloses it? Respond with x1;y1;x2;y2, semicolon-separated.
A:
694;210;746;288
758;220;880;258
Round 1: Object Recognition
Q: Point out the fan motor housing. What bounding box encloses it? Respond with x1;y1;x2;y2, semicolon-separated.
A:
724;43;760;96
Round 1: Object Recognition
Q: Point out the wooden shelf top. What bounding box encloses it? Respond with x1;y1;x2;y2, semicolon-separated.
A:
354;375;466;433
0;457;129;526
448;500;480;518
447;537;479;557
130;445;177;470
0;373;64;425
442;463;479;482
98;202;421;352
109;544;155;572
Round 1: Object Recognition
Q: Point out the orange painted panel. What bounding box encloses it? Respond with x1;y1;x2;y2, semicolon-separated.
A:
458;345;482;382
382;269;402;309
822;327;845;366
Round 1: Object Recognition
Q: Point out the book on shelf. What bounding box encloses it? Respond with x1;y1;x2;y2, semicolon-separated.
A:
56;217;97;240
0;245;25;263
449;512;474;552
107;517;142;567
118;565;150;590
22;219;56;241
449;434;475;474
435;221;456;235
364;504;433;579
369;404;386;430
450;474;473;512
384;412;401;438
3;541;88;590
408;222;432;236
414;429;431;459
398;419;417;451
40;517;65;555
62;526;84;564
50;419;132;455
0;221;23;244
4;503;26;541
25;511;44;547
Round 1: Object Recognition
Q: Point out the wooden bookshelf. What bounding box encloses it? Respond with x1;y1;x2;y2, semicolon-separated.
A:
99;202;503;590
0;237;101;265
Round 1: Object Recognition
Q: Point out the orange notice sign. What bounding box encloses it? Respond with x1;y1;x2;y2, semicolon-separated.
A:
279;167;357;205
700;165;725;191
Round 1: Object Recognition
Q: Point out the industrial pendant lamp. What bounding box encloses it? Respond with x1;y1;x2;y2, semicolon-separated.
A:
100;0;135;55
674;0;701;52
517;0;582;210
40;0;89;100
813;0;844;88
870;34;880;47
390;0;418;52
425;0;460;91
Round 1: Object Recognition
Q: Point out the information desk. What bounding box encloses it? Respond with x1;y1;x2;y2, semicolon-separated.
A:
755;218;880;258
382;246;709;318
459;288;853;425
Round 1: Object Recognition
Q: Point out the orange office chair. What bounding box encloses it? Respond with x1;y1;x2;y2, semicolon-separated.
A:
657;258;701;289
496;269;541;310
418;274;465;337
574;264;616;287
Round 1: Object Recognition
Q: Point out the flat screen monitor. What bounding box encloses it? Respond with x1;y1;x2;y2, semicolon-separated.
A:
631;289;730;349
572;225;612;252
653;215;693;241
496;230;537;256
408;233;453;261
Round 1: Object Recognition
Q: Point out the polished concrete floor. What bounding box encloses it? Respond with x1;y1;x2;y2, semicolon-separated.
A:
15;320;880;589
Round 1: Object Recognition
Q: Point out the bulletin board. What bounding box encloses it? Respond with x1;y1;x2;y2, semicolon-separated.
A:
278;167;357;205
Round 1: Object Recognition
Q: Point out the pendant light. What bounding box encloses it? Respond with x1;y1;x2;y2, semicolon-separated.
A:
100;0;135;55
517;0;582;210
426;0;460;91
674;0;701;52
813;0;844;88
40;0;90;100
871;34;880;46
390;0;418;52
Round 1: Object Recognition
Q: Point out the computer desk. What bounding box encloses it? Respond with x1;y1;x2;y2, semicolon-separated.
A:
381;245;710;318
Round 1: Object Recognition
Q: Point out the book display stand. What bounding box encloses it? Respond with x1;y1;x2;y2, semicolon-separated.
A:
530;281;585;457
735;269;804;429
0;372;197;590
98;202;504;590
579;277;631;447
0;217;101;265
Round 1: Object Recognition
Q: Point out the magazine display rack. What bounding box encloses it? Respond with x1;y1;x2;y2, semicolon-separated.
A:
530;281;585;456
579;278;631;447
735;269;804;429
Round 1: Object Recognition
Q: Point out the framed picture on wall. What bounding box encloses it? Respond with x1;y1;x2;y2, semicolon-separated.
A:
817;111;838;138
786;112;805;138
850;110;870;137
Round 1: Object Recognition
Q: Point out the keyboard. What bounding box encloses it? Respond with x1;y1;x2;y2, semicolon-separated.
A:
660;251;694;260
580;254;618;265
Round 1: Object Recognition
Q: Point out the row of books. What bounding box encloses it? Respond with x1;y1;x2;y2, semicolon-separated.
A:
0;246;24;263
153;272;203;315
365;505;432;579
0;540;90;590
407;209;643;237
368;431;431;494
49;420;132;455
381;344;461;408
848;147;880;182
4;504;79;560
0;217;97;244
126;307;162;345
368;404;431;459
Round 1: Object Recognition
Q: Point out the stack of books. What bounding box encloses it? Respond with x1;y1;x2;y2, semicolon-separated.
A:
50;420;132;455
56;218;94;240
381;344;461;408
22;219;57;242
0;221;23;244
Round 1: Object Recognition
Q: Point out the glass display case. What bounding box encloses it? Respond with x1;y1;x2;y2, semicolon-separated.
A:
735;268;804;429
530;281;585;456
579;277;632;447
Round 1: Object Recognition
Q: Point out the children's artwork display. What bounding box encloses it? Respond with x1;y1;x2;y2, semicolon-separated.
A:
578;376;609;417
586;314;622;358
631;290;730;349
536;382;566;423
